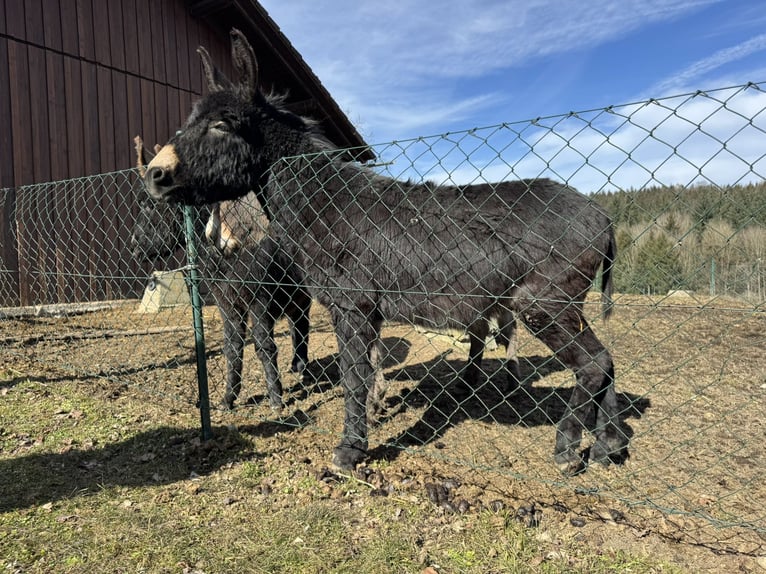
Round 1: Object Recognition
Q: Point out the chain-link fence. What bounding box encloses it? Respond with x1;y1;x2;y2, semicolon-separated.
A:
1;83;765;553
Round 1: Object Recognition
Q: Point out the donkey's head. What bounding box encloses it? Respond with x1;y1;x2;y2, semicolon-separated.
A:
205;192;270;257
145;29;307;206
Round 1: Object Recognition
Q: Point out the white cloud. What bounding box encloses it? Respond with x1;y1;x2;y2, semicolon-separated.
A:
648;33;766;96
261;0;723;139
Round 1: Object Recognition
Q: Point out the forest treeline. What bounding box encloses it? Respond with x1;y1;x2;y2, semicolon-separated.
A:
591;182;765;300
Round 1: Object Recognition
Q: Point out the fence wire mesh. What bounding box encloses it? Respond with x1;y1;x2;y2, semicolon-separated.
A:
1;84;765;553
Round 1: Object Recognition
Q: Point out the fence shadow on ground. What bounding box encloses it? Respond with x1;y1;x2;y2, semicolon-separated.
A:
0;422;298;513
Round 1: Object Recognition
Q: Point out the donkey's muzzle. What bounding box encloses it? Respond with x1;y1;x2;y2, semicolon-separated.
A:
146;166;171;189
144;144;181;201
144;166;176;200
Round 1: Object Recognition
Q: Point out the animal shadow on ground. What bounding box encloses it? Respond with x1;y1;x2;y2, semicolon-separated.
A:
0;422;298;513
284;337;413;403
275;334;649;467
368;351;650;465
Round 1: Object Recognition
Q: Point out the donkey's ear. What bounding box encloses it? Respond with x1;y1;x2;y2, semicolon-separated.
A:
197;46;233;93
230;28;258;100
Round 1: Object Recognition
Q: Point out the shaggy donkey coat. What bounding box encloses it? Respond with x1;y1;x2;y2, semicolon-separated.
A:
145;29;628;474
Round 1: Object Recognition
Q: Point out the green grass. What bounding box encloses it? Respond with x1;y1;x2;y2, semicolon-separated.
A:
0;377;686;573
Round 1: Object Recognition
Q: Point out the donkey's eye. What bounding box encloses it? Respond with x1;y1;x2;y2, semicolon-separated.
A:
209;120;231;134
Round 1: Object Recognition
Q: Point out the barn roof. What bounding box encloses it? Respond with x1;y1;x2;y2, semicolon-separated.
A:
188;0;373;161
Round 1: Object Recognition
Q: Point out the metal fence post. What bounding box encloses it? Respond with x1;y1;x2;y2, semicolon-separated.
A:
183;205;213;441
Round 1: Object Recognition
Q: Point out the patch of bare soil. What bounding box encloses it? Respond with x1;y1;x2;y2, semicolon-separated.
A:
1;293;764;571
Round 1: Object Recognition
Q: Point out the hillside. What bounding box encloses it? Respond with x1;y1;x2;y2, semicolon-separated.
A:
591;183;765;299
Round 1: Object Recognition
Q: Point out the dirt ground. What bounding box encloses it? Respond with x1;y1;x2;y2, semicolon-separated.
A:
1;292;764;571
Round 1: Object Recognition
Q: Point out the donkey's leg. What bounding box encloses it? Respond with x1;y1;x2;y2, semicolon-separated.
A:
330;307;378;470
366;327;388;425
220;305;247;410
287;297;310;374
463;320;489;388
520;303;626;475
494;311;521;388
589;366;629;466
250;302;283;411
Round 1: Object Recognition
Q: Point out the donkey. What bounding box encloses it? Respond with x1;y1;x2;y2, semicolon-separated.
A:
144;29;627;475
204;193;391;421
132;137;311;411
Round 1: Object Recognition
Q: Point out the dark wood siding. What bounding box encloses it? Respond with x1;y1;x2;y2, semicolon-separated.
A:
0;0;228;305
1;0;221;187
0;0;367;306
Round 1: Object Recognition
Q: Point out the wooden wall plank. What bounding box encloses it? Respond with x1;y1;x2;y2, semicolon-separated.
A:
0;0;7;35
153;83;170;145
97;66;115;172
64;56;84;179
149;0;165;81
166;86;181;137
108;0;126;70
76;0;95;60
80;61;100;179
186;12;202;95
126;77;143;160
42;0;62;51
112;72;130;171
23;0;43;44
135;0;153;79
140;77;157;149
0;36;20;306
46;49;69;182
122;0;140;75
8;40;33;186
162;0;178;87
91;0;110;66
174;0;190;91
0;38;14;189
28;45;51;184
178;90;192;127
60;0;79;55
5;0;25;41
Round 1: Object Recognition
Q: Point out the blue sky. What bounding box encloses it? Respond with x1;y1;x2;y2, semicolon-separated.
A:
259;0;766;191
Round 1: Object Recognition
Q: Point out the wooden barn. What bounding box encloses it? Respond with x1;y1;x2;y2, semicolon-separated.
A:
0;0;369;307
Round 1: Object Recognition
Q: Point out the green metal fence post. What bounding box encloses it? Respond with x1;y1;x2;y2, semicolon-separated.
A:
183;205;213;441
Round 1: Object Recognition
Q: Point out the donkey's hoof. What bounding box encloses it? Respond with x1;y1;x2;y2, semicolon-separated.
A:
221;397;236;411
332;444;367;470
590;440;629;467
269;399;285;412
555;451;586;476
291;357;307;374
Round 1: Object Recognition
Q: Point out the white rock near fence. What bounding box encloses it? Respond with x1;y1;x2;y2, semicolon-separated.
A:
137;270;190;313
